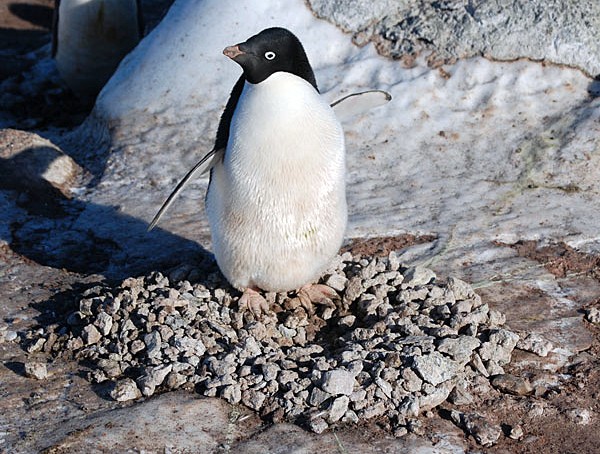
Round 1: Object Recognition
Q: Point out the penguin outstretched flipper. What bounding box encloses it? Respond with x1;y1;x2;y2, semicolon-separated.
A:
331;89;391;122
147;147;223;231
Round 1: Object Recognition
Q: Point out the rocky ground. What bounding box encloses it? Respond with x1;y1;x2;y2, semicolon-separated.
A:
1;1;600;453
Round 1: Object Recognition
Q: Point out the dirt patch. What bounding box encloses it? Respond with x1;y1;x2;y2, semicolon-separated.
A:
343;234;437;257
497;240;600;280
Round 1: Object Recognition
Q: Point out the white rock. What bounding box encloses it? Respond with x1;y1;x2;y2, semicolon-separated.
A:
111;378;142;402
320;369;356;396
24;362;48;380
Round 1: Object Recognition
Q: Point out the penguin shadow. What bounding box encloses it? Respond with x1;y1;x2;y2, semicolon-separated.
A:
1;144;210;279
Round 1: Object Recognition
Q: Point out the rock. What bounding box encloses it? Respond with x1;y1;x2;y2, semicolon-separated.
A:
307;0;600;76
450;410;501;447
24;362;48;380
402;266;436;288
509;424;524;440
94;312;113;336
111;378;142;402
26;337;45;353
437;336;481;365
308;417;328;434
419;382;453;411
517;333;553;357
137;364;173;397
144;331;162;358
479;329;520;365
242;390;266;411
309;387;332;407
21;251;518;437
448;384;474;406
490;374;533;396
567;408;592;425
328;396;349;423
3;330;18;342
585;308;600;324
325;273;347;292
446;277;475;300
82;324;102;345
0;129;81;198
320;369;356;396
412;352;459;386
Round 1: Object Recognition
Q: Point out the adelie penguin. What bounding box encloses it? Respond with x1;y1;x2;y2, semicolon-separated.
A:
149;27;391;313
52;0;144;103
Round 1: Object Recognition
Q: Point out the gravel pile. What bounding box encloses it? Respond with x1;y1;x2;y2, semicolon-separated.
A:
25;251;519;434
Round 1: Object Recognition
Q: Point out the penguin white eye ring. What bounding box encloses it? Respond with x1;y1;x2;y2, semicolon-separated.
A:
264;51;276;60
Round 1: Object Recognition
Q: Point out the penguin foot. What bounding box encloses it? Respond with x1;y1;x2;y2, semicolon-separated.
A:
238;287;269;315
296;284;338;314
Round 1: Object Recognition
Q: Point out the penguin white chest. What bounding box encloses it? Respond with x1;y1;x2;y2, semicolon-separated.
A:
206;72;347;292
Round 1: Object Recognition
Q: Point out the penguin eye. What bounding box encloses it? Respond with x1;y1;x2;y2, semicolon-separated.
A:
264;51;276;61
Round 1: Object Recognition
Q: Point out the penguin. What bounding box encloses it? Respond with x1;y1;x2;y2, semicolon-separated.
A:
149;28;391;313
52;0;143;103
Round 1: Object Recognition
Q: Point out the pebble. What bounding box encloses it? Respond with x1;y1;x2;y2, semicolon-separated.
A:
328;396;349;422
111;378;142;402
320;370;356;396
585;307;600;324
450;410;501;447
490;374;534;396
412;352;459;386
402;266;436;288
567;408;592;425
3;330;18;342
517;333;553;357
509;424;524;440
24;361;48;380
24;254;519;435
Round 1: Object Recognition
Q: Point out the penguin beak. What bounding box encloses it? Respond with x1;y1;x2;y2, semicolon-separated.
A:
223;45;245;60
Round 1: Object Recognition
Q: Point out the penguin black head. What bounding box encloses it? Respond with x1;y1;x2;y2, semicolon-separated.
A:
223;27;318;91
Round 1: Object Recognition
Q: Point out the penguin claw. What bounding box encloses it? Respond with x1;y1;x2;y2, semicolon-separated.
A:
296;284;338;314
238;287;270;316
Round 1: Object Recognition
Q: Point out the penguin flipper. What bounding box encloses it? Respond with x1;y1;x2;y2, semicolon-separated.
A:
330;89;391;122
147;148;223;231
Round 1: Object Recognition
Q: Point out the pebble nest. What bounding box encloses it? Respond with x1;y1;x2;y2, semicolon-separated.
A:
26;251;520;435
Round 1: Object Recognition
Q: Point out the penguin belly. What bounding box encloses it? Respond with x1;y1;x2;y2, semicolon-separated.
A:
206;72;347;292
54;0;140;101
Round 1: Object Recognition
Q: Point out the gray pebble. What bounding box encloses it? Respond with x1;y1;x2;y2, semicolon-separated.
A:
144;331;162;358
450;410;501;447
412;352;459;386
325;273;348;292
82;324;102;345
517;333;553;357
24;361;48;380
437;336;481;365
567;408;592;425
137;364;173;397
308;417;329;434
509;424;524;440
111;378;142;402
328;396;349;423
585;307;600;324
402;266;436;288
321;369;356;396
4;330;18;342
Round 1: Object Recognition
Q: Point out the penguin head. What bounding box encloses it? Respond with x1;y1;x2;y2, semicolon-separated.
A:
223;27;318;90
